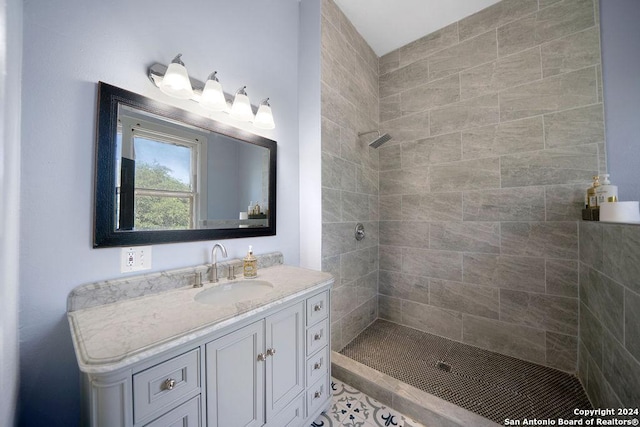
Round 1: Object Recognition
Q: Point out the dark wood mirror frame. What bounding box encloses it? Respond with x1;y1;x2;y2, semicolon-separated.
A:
94;82;277;247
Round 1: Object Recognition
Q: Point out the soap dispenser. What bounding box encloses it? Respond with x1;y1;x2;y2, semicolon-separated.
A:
243;245;258;279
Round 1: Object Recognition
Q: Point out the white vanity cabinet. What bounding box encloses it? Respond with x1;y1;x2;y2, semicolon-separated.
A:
72;276;332;427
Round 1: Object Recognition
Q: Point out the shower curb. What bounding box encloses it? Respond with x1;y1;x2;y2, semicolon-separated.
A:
331;351;502;427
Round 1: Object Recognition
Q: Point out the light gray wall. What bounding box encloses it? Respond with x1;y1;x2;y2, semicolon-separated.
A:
600;0;640;202
19;0;301;425
320;0;380;352
578;222;640;408
377;0;603;371
0;0;22;424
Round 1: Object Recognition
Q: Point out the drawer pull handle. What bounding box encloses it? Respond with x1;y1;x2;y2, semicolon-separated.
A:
313;360;323;370
314;390;322;399
163;379;176;391
266;348;277;356
313;302;323;312
314;331;323;341
257;353;266;362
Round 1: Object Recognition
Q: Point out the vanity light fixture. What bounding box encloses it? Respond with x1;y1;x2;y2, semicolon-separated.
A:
159;54;194;99
229;86;254;122
147;54;276;128
200;72;228;112
253;98;275;130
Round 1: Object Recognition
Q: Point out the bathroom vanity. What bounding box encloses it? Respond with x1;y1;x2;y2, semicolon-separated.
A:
67;261;333;426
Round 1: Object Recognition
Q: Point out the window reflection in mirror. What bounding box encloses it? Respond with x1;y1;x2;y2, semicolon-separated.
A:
115;104;270;232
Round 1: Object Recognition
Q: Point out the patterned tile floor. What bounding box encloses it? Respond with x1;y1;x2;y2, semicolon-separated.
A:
310;378;426;427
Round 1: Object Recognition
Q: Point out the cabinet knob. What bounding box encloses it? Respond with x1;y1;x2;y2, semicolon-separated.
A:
314;331;323;341
257;353;266;362
314;390;322;399
266;348;276;356
163;379;176;391
313;303;323;312
314;360;323;370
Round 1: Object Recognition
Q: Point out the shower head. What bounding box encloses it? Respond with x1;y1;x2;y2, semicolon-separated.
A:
358;130;392;148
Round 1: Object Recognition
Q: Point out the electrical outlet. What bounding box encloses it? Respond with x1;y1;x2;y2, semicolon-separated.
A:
121;246;152;273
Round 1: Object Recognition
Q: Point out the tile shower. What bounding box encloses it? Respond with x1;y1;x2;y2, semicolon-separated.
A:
320;0;639;422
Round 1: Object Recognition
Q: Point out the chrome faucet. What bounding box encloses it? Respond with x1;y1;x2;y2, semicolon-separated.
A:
210;243;228;283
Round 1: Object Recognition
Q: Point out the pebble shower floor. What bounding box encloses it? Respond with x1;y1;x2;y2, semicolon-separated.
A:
339;320;592;424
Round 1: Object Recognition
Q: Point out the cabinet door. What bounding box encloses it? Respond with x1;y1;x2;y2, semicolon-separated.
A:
265;302;304;419
206;320;265;427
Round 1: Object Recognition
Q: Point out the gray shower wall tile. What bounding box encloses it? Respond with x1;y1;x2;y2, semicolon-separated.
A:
596;64;603;103
332;284;357;321
321;81;356;130
625;289;640;363
338;9;377;75
463;186;546;222
380;111;430;145
429;279;500;320
379;221;430;249
356;164;379;195
580;302;603;368
602;333;640;407
580;264;624;341
379;245;402;272
321;15;356;74
501;221;578;259
380;195;402;220
499;67;597;121
427;30;497;82
541;26;601;77
461;116;544;160
546;332;578;372
463;253;546;293
379;295;402;323
539;0;563;8
322;222;357;258
379;94;402;123
497;0;595;57
331;318;343;351
602;224;640;295
543;104;604;149
322;188;341;223
321;116;341;156
460;48;542;100
545;258;578;297
544;184;587;221
500;144;598;188
356;221;379;251
402;247;463;282
378;144;401;171
430;222;500;254
402;300;463;340
458;0;538;42
322;152;357;191
341;191;369;222
430;93;500;136
379;50;400;76
462;314;546;364
430;157;500;192
356;271;378;304
379;167;429;195
379;270;430;305
401;132;462;168
499;289;578;335
586;357;625;410
399;74;460;115
398;22;459;69
342;297;378;345
402;192;463;222
379;57;429;99
579;221;603;270
322;255;342;289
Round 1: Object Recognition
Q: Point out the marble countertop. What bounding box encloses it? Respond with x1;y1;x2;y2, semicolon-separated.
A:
68;265;333;374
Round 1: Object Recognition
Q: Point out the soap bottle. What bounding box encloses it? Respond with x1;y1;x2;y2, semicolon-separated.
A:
596;174;618;204
243;245;258;279
587;175;600;208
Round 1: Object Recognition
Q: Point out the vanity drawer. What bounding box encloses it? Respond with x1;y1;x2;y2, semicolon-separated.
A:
144;395;201;427
133;349;201;424
306;346;329;385
306;291;328;326
306;318;328;357
265;394;304;427
307;375;330;417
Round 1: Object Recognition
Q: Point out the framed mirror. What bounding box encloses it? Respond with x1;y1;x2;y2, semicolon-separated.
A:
94;82;276;247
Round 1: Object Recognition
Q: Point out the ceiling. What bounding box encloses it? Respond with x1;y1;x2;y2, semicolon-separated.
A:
333;0;502;57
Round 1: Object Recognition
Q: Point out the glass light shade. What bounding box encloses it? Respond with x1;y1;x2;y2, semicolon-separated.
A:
230;88;254;122
200;79;227;111
253;101;275;129
160;62;194;99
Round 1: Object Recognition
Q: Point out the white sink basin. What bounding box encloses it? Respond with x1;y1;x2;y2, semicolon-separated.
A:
194;280;274;305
